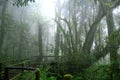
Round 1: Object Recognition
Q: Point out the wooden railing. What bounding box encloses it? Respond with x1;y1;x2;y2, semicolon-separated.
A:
0;60;11;80
0;60;36;80
0;62;2;74
9;60;32;67
4;67;40;80
8;60;32;77
0;59;32;74
0;62;3;79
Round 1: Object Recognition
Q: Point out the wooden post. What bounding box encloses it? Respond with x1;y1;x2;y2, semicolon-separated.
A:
21;63;25;76
0;63;2;73
35;68;40;80
0;63;2;79
4;68;9;80
28;61;30;67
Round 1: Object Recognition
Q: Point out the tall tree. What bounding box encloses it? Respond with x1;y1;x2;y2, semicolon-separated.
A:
81;0;120;62
54;0;62;62
0;0;8;55
37;22;43;62
103;0;119;78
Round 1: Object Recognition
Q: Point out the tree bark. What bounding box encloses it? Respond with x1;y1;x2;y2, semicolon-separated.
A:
81;0;120;55
0;0;8;55
81;0;120;69
106;6;119;80
81;4;104;54
54;20;60;61
38;22;43;62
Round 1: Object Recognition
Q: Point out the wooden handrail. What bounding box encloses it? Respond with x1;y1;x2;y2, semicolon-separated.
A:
5;67;36;70
26;68;40;80
0;58;32;64
0;63;2;72
9;60;32;67
7;60;32;76
0;59;32;80
26;70;36;80
4;67;40;80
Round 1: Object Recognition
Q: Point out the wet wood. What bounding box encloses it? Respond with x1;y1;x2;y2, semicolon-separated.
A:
4;67;40;80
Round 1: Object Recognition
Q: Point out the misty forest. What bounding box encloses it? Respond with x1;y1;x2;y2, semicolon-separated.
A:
0;0;120;80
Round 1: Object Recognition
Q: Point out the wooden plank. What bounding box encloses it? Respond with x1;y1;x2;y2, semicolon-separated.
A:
6;67;36;71
4;67;40;80
9;60;32;67
10;73;21;80
0;63;2;72
4;68;9;80
26;70;37;80
34;55;66;57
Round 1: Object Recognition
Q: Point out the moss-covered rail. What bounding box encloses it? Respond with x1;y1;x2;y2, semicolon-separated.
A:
9;60;32;67
4;67;40;80
0;60;39;80
0;59;32;76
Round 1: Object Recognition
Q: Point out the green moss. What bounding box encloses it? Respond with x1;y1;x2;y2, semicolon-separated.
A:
64;74;73;80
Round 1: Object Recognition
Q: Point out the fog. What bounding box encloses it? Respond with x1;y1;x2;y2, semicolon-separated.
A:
0;0;120;79
7;0;57;35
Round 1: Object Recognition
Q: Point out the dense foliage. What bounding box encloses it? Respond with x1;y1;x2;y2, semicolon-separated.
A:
13;0;35;7
0;0;120;80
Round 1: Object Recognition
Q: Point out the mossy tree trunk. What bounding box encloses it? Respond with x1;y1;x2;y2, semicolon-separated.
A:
106;9;119;79
54;23;60;62
98;0;120;78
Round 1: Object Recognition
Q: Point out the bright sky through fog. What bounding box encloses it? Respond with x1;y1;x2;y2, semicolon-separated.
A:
40;0;56;18
32;0;65;19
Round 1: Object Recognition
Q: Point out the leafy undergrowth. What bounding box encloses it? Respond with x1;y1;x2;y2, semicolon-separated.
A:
13;71;34;80
12;64;120;80
39;66;57;80
12;66;57;80
84;65;111;80
74;64;120;80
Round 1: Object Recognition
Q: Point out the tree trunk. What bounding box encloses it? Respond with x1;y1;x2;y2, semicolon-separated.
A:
0;0;8;55
81;0;120;55
81;4;104;55
81;0;120;69
54;22;60;62
38;22;43;62
106;7;119;79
